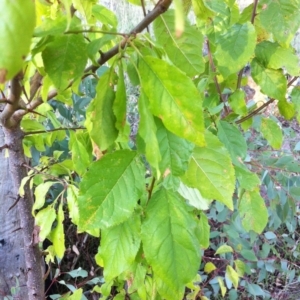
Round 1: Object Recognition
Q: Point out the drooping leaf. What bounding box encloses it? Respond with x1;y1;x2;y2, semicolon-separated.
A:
0;0;35;82
214;22;256;77
33;181;56;213
239;190;268;234
182;131;235;209
42;25;88;90
251;58;287;101
78;150;145;230
35;205;56;242
50;203;65;258
99;213;141;281
260;118;283;149
156;118;194;176
138;91;161;173
139;56;205;147
141;188;200;299
217;120;247;164
69;131;91;176
198;212;210;249
154;10;204;77
85;69;118;151
218;277;227;297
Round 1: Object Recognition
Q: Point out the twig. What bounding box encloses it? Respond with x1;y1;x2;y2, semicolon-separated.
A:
236;76;299;124
206;39;229;114
11;0;173;123
23;126;85;136
147;177;156;201
64;29;127;36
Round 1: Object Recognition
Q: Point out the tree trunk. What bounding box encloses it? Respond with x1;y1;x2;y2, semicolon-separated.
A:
0;124;44;300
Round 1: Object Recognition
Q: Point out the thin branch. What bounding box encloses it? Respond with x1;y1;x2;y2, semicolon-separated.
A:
11;0;173;123
236;76;299;124
141;0;150;34
23;126;85;136
64;29;127;36
206;39;229;114
251;0;259;24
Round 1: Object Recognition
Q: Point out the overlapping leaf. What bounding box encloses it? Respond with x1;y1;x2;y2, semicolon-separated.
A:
85;69;118;151
99;214;141;281
139;56;205;147
182;131;235;209
78;150;145;230
154;10;204;77
156;118;194;176
215;22;256;77
141;188;200;299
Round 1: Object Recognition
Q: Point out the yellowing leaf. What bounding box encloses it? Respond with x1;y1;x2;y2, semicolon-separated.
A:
204;262;216;274
260;118;283;149
226;265;239;289
217;277;227;297
215;244;233;255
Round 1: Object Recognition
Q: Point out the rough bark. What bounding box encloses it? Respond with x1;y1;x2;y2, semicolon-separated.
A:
1;127;44;300
0;124;28;299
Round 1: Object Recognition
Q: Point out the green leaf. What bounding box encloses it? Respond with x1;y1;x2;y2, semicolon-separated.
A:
215;244;233;255
215;22;256;77
226;265;239;289
234;259;246;277
35;206;56;242
239;190;268;234
178;182;211;210
198;212;210;249
182;131;235;210
139;56;205;147
100;214;141;281
141;188;200;299
228;90;247;116
278;99;295;120
42;28;88;90
78;150;145;230
154;10;204;77
217;121;247;164
67;185;79;226
33;181;56;213
138;91;161;173
251;58;287;101
156;118;194;176
291;87;300;122
260;0;300;46
114;63;130;138
0;0;35;82
255;41;300;76
260;118;283;149
92;4;117;28
85;69;118;151
234;164;260;191
69;131;91;176
50;203;65;258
